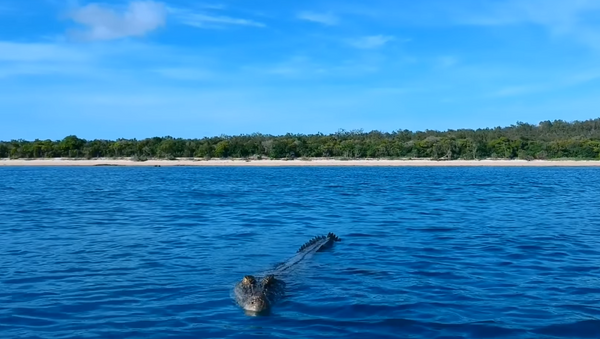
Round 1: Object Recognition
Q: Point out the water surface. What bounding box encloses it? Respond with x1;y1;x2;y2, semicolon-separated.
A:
1;167;600;338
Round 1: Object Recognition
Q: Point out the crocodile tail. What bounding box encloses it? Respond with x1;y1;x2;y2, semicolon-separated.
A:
327;232;341;242
297;233;341;253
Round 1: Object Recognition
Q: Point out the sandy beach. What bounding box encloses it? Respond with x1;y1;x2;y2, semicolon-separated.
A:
1;158;600;167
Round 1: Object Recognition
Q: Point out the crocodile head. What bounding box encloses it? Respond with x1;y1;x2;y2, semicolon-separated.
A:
242;275;256;286
262;274;275;286
243;293;270;313
236;275;271;313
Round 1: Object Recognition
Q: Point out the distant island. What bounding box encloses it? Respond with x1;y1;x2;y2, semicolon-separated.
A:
2;119;599;162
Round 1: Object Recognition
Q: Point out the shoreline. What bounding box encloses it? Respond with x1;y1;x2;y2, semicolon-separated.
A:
1;158;600;167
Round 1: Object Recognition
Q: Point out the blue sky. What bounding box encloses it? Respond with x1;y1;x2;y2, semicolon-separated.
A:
1;0;600;140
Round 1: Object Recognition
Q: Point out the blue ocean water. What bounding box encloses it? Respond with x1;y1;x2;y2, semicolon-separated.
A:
1;166;600;338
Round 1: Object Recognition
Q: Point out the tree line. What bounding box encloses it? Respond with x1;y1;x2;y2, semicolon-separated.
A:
2;119;600;160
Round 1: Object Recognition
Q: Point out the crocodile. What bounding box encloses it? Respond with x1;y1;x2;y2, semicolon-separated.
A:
233;232;341;314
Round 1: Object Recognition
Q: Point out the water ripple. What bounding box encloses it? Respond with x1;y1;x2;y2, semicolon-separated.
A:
1;167;600;338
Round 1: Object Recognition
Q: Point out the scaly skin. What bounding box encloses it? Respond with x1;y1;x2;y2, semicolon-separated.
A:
233;274;285;313
234;233;340;314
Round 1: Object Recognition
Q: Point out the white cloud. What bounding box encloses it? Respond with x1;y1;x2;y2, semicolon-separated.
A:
0;63;88;79
0;40;175;79
437;56;458;68
181;13;264;28
367;87;413;95
565;68;600;85
297;11;339;26
347;35;394;49
487;67;600;98
0;42;85;62
259;56;320;77
196;3;228;11
452;0;600;49
456;0;597;27
489;85;545;98
336;1;600;49
169;7;265;28
250;54;384;80
68;1;166;41
154;68;214;81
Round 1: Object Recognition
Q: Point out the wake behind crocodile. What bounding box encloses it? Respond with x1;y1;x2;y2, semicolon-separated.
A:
233;233;341;315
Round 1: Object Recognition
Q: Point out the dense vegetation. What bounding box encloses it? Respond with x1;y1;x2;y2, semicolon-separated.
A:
2;119;600;160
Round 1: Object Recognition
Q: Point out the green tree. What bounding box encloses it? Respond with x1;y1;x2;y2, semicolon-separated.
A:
214;140;230;158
